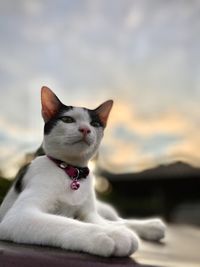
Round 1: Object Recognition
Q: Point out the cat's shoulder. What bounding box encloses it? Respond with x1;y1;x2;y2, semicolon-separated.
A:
29;155;55;174
31;155;50;166
13;156;50;193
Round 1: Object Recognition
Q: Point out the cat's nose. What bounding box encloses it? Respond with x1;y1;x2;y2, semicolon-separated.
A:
79;127;91;136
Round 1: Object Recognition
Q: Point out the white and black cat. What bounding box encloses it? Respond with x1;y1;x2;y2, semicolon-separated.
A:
0;87;165;257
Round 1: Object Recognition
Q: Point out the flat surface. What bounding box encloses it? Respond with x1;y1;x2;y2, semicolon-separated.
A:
0;225;200;267
135;225;200;267
0;242;152;267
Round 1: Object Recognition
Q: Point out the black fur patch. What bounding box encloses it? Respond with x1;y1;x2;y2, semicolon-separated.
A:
14;163;30;193
34;145;45;157
44;105;73;135
87;109;104;128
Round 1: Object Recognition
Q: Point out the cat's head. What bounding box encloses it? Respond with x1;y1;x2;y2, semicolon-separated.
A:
41;86;113;166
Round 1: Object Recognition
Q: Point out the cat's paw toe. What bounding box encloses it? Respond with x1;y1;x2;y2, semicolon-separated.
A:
141;219;166;241
108;227;139;257
92;233;115;257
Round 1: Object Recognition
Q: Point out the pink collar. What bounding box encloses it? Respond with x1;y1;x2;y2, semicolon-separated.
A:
47;156;89;190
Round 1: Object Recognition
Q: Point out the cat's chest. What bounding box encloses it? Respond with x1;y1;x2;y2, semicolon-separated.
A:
47;165;92;206
59;177;90;206
53;199;81;218
30;157;93;209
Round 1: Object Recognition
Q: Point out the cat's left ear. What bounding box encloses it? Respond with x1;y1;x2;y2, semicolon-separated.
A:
95;100;113;127
41;86;62;122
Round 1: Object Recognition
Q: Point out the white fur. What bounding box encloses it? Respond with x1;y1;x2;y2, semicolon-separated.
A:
0;103;166;257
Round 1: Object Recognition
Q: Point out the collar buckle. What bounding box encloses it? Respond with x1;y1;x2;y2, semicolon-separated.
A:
59;162;68;169
74;168;80;179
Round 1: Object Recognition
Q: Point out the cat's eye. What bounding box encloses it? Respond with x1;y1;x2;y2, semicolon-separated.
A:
90;121;101;128
60;116;75;123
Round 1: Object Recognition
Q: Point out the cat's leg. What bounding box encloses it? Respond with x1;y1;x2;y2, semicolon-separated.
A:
96;200;166;241
83;210;139;257
96;200;119;220
0;208;116;257
124;218;166;241
0;202;139;257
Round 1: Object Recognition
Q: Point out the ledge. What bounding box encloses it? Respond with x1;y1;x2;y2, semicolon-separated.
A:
0;240;152;267
1;225;199;267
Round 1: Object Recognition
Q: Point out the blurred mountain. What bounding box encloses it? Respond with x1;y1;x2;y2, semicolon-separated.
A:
100;161;200;181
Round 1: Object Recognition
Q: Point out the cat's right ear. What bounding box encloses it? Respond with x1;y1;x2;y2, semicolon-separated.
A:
41;86;62;122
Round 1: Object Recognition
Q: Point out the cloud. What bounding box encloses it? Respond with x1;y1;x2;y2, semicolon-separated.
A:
99;101;200;172
109;102;190;136
0;116;41;177
167;132;200;167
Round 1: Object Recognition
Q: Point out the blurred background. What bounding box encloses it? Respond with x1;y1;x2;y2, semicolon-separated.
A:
0;0;200;226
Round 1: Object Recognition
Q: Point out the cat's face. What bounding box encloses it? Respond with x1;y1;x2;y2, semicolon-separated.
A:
41;86;113;166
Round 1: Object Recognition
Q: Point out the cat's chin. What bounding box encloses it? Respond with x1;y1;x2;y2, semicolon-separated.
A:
64;141;95;155
67;137;94;147
71;140;91;146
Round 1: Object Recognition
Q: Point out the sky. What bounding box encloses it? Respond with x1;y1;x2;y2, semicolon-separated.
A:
0;0;200;177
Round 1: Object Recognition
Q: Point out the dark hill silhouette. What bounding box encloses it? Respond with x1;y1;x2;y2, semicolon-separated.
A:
100;161;200;181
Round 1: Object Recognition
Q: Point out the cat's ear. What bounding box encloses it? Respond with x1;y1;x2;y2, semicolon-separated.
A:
95;100;113;127
41;86;62;122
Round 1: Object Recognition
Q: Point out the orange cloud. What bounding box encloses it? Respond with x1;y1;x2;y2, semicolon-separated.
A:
109;101;190;136
99;101;200;172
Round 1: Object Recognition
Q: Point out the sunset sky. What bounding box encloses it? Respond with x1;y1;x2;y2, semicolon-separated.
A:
0;0;200;176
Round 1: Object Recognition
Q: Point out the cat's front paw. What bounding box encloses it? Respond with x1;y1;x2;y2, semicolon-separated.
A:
90;232;115;257
139;219;166;241
107;227;139;257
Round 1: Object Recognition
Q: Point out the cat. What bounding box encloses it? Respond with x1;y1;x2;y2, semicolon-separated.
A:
0;86;166;257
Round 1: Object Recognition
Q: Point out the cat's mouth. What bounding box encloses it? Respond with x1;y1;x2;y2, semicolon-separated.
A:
70;139;91;146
